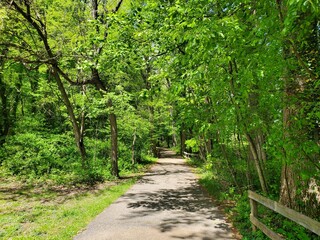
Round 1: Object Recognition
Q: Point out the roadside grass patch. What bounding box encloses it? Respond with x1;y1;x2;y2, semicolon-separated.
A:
0;176;136;239
0;152;157;239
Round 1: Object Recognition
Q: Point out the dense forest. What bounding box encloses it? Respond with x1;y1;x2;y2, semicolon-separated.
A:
0;0;319;239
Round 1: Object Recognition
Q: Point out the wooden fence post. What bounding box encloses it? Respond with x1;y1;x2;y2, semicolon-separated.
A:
250;198;258;232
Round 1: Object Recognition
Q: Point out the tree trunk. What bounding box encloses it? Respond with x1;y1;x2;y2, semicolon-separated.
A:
0;76;9;145
217;131;240;189
172;134;177;147
280;162;296;208
170;107;177;147
30;70;39;114
131;129;137;165
206;139;212;155
149;106;158;157
229;59;268;194
242;135;254;189
11;81;21;130
88;0;124;177
180;127;186;155
90;68;120;177
8;2;88;166
0;65;20;144
245;133;268;194
279;103;296;207
255;133;267;164
52;66;86;165
276;0;298;207
79;85;87;168
0;50;9;144
109;99;119;178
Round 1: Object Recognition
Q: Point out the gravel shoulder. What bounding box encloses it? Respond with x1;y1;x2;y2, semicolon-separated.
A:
74;150;237;240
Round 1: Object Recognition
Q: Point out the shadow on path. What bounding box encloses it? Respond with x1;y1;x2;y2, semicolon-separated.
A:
73;148;237;240
118;149;235;239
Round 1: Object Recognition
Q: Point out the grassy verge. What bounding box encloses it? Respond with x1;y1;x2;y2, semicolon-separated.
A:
0;157;156;240
186;157;320;240
0;178;134;240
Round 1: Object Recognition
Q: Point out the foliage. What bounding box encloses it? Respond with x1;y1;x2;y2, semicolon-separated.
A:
0;0;319;238
192;155;320;239
2;133;77;176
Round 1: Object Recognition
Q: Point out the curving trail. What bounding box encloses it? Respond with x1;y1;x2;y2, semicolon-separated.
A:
74;149;237;240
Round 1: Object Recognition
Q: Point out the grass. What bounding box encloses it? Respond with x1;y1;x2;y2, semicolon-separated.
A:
0;177;136;239
0;157;157;240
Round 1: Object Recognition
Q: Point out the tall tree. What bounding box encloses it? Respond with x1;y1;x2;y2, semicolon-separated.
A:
1;0;87;164
276;0;320;209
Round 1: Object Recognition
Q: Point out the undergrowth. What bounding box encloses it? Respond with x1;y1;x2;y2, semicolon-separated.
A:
187;157;320;240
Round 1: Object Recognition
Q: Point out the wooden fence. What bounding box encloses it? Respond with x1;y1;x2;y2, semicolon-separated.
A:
183;151;199;158
248;190;320;239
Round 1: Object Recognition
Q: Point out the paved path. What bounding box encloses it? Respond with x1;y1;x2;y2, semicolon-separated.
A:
74;150;237;240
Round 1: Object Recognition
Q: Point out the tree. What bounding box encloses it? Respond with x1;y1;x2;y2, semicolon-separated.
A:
0;0;129;177
1;0;87;165
276;0;320;211
132;0;319;216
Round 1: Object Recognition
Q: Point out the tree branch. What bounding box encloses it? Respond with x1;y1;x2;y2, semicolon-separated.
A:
55;66;96;86
150;42;187;59
0;42;38;56
112;0;124;13
8;0;54;58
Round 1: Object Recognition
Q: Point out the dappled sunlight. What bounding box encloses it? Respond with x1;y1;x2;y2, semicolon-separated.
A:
74;149;237;240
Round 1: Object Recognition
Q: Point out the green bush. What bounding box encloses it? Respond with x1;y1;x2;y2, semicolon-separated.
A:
1;133;79;179
0;128;153;184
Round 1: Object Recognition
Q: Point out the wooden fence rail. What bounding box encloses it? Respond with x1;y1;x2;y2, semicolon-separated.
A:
248;190;320;239
183;151;199;158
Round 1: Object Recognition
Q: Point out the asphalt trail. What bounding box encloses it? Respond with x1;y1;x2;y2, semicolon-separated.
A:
74;149;237;240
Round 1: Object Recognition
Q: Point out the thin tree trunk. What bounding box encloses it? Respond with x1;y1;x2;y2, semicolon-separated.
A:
206;139;212;155
11;81;21;130
241;135;253;189
229;59;268;194
0;49;13;143
180;127;186;155
131;129;137;165
89;0;125;177
170;107;177;147
216;131;240;188
172;134;177;147
52;66;86;164
80;86;87;168
220;142;240;189
245;133;268;194
109;99;119;178
30;69;39;114
255;134;267;164
91;68;120;177
0;71;20;144
0;76;8;145
149;106;158;157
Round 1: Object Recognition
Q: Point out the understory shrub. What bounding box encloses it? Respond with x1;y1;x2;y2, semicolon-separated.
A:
1;133;79;177
0;133;111;183
0;131;153;184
